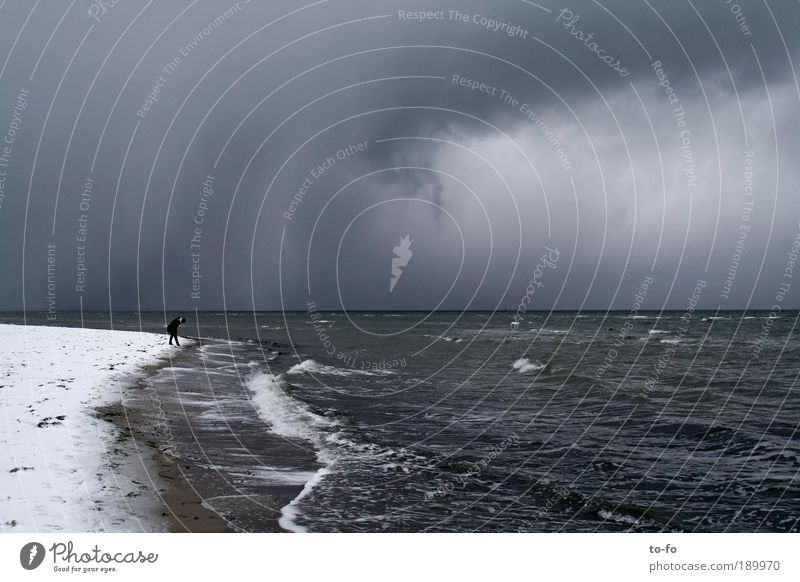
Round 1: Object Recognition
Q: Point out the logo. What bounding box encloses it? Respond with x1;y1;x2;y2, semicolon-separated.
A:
20;542;45;570
389;234;413;293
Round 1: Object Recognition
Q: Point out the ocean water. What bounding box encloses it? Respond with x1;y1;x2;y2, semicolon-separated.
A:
4;310;799;532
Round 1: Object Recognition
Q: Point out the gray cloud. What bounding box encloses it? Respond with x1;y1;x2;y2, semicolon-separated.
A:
0;0;798;312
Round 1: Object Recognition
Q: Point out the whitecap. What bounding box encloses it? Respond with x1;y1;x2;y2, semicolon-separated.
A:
512;358;546;374
246;371;335;442
598;509;640;525
287;358;393;377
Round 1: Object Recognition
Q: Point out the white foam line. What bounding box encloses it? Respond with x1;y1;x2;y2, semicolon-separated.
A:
279;464;332;533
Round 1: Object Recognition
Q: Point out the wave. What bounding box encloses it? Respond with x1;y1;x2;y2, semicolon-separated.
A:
424;334;459;342
512;358;547;374
288;359;346;376
528;328;570;334
278;465;332;533
287;358;392;377
598;508;642;526
247;372;337;443
246;371;341;532
246;368;426;531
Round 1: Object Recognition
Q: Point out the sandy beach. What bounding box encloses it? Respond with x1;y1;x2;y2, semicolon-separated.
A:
0;323;178;531
0;323;241;533
113;343;318;533
0;322;316;533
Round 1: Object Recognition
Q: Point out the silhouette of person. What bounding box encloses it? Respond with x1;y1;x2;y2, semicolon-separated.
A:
167;317;186;346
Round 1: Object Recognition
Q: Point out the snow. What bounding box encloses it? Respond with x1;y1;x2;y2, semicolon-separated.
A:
0;323;173;532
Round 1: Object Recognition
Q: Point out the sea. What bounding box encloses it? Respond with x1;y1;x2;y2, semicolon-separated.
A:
3;310;798;532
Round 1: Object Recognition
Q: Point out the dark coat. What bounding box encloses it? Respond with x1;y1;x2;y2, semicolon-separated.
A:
167;318;182;334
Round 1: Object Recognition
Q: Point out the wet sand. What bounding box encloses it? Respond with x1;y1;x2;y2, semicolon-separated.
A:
99;346;319;532
96;402;234;532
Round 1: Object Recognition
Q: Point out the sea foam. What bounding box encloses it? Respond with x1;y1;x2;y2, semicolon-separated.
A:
246;371;339;532
246;371;335;443
512;358;546;374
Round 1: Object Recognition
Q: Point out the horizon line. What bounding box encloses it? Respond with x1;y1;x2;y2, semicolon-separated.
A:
2;308;797;314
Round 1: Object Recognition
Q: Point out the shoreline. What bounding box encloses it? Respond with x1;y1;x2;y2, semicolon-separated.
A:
112;341;317;533
0;324;318;533
96;398;234;533
0;322;321;533
0;324;179;532
96;350;235;533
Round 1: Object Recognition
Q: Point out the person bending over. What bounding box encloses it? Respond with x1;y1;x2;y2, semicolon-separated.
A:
167;316;186;346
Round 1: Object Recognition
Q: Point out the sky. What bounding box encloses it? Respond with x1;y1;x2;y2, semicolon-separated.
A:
0;0;798;312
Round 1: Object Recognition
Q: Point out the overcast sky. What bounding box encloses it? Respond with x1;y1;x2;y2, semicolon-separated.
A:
0;0;798;311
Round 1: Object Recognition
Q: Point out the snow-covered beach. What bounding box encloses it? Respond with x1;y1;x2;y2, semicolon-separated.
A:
0;323;172;532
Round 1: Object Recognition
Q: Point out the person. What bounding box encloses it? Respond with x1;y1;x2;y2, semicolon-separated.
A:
167;316;186;346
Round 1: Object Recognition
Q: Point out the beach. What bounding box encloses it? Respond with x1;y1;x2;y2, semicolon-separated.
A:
0;323;176;531
2;311;798;533
0;320;319;533
0;323;251;533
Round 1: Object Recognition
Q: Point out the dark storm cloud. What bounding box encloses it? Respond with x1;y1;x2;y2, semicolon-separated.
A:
0;0;798;312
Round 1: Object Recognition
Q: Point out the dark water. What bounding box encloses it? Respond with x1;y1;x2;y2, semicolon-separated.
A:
4;310;799;532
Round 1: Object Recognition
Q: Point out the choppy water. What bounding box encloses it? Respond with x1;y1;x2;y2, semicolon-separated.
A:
4;310;799;532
